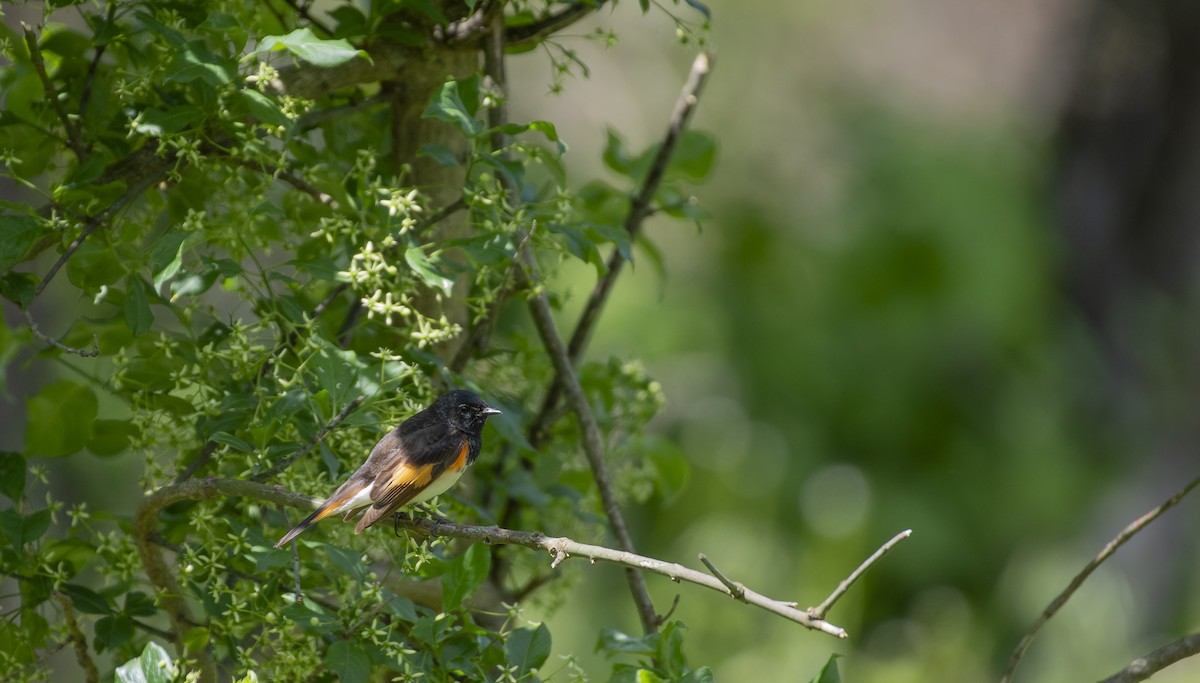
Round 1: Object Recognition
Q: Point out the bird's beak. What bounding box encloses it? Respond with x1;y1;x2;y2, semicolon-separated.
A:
483;407;502;415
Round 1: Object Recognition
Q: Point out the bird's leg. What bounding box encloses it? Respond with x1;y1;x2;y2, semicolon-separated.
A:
415;503;452;534
391;510;413;537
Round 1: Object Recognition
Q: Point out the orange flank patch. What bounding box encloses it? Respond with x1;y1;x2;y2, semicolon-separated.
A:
449;441;470;472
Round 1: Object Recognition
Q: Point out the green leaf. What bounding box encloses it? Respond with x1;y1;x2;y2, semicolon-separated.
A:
210;431;253;453
603;128;633;176
240;89;292;128
25;380;98;457
655;621;687;678
93;612;133;648
0;215;42;272
251;28;366;67
61;583;112;615
596;627;656;657
505;622;551;677
43;538;96;576
323;545;369;581
667;131;717;181
124;591;157;617
115;640;174;683
124;276;154;337
809;654;841;683
0;452;25;501
0;508;51;548
134;106;204;136
680;667;715;683
151;232;188;293
422;78;482;137
166;42;236;86
684;0;712;20
324;640;370;683
182;626;209;654
441;543;490;611
63;152;112;187
0;271;37;308
405;246;455;297
87;419;136;457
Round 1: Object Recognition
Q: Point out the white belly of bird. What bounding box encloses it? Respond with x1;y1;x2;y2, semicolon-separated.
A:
335;468;466;515
410;468;464;505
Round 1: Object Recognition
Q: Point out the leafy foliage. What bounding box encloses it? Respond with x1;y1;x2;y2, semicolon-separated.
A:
0;1;718;682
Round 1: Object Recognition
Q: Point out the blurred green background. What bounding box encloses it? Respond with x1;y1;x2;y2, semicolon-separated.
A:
5;0;1200;681
505;1;1200;681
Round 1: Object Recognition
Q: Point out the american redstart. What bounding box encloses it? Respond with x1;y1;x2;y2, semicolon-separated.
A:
274;389;500;548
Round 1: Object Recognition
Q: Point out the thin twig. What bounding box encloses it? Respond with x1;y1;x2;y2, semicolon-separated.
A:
23;23;83;160
527;51;712;448
811;529;912;619
224;157;338;208
254;394;366;481
507;1;610;47
1098;632;1200;683
23;309;100;358
1002;472;1200;683
174;440;219;484
76;4;115;141
137;477;852;637
35;159;168;298
54;594;99;683
698;553;746;599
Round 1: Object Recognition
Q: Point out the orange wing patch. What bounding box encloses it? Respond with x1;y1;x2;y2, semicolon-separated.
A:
387;460;435;492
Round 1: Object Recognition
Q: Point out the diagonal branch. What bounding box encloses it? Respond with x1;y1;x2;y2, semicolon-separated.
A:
515;239;659;634
1099;632;1200;683
136;477;854;638
23;23;83;160
1002;471;1200;683
254;394;365;482
506;1;610;47
528;51;712;448
811;528;912;619
34;152;170;299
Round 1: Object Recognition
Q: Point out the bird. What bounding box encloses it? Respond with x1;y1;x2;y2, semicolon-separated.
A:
274;389;500;548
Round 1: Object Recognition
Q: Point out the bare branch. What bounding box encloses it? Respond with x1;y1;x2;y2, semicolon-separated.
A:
136;477;852;638
698;553;746;599
1002;472;1200;683
54;594;99;683
1099;632;1200;683
254;394;366;481
811;529;912;619
23;310;100;358
507;2;610;48
528;51;712;448
35;154;170;298
23;23;83;160
516;244;659;634
223;157;338;208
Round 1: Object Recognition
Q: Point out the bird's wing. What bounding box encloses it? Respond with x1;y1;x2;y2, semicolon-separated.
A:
352;434;467;533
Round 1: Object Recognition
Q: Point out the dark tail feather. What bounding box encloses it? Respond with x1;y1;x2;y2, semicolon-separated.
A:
274;503;337;548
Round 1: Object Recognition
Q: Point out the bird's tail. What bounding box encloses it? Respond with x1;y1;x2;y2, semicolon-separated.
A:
274;500;342;548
